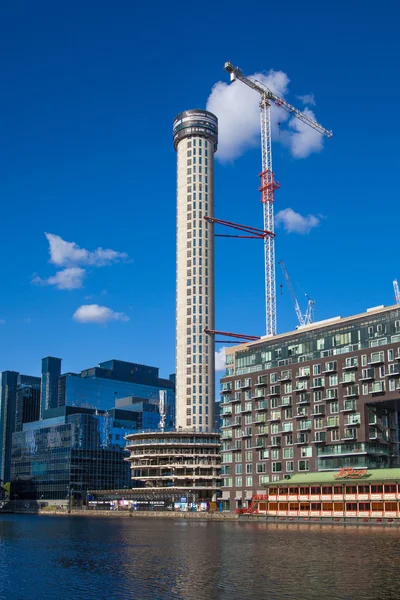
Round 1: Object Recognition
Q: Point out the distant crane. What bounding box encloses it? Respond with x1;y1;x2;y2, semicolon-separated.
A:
394;279;400;304
224;62;332;337
279;260;314;326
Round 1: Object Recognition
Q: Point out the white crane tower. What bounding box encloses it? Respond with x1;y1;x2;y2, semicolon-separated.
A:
224;62;333;337
279;260;314;326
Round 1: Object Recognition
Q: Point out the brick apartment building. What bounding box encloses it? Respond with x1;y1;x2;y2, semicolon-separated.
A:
219;304;400;511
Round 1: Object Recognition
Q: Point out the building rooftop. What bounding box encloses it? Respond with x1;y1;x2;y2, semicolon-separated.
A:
226;303;400;356
265;468;400;487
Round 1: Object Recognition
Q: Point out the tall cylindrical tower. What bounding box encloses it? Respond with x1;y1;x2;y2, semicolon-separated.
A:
173;109;218;432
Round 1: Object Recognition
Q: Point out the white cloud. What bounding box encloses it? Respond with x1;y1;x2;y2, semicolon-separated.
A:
33;267;86;290
73;304;129;324
296;93;316;106
206;71;289;162
275;208;321;234
45;233;128;267
281;108;324;159
215;347;227;371
206;72;325;161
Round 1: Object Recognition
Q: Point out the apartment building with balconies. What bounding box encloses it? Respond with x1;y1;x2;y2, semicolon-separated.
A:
219;304;400;511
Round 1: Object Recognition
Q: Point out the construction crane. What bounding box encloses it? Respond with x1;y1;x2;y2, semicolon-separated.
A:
224;62;332;337
394;279;400;304
278;260;314;326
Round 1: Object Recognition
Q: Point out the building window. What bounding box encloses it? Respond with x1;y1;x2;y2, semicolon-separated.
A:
331;430;340;441
246;476;253;487
272;462;282;473
299;460;309;471
286;461;294;472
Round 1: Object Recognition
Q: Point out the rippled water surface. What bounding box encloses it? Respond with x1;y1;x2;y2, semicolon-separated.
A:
1;515;400;599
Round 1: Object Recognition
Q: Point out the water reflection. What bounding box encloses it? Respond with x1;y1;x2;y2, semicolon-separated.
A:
0;516;400;599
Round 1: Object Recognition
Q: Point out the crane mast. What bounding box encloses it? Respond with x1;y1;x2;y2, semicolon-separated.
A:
224;61;332;336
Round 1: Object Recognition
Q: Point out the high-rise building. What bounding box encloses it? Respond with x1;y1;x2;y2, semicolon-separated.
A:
40;357;61;417
219;304;400;511
173;109;218;432
0;371;18;483
0;371;41;483
15;381;41;432
57;359;175;426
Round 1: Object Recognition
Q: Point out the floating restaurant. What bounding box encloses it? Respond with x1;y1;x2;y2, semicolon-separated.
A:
239;468;400;524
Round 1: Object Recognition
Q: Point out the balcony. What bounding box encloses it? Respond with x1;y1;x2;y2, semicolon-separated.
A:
240;428;252;438
386;366;400;377
322;363;337;374
345;416;361;427
268;412;281;422
241;380;252;390
296;370;310;379
326;419;339;429
359;368;374;381
312;433;327;444
255;377;267;387
255;428;268;436
369;382;385;394
297;421;312;432
342;430;357;440
252;390;266;400
369;353;384;365
311;379;325;389
343;386;359;398
269;437;282;447
341;400;356;412
295;383;308;392
267;386;281;397
280;424;294;434
231;417;242;427
340;375;356;385
343;360;359;370
296;435;309;445
325;393;338;401
221;407;233;416
221;384;233;394
255;400;268;411
255;414;267;424
311;408;326;416
297;393;311;405
279;397;292;408
279;372;292;382
295;411;308;419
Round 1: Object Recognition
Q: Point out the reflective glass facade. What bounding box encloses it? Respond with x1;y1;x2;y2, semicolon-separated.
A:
40;357;61;417
11;410;137;501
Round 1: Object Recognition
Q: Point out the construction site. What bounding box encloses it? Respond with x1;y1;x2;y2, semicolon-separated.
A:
120;61;400;517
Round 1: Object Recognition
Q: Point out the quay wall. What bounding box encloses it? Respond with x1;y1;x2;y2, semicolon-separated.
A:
36;509;238;521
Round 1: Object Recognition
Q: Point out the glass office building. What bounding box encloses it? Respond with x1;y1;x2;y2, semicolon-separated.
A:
41;357;61;417
57;359;175;427
11;407;138;502
0;371;41;483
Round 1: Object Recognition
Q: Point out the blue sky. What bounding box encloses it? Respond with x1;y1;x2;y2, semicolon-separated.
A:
0;0;399;381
